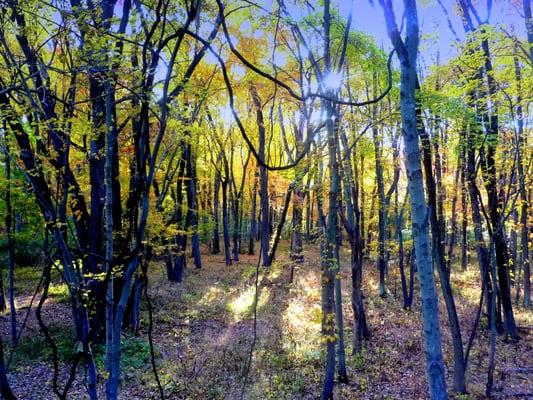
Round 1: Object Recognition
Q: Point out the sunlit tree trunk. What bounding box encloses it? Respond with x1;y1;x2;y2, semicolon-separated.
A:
250;86;270;266
185;132;202;269
460;151;469;271
248;171;258;255
212;171;221;254
417;81;466;394
340;128;370;353
379;0;448;397
4;142;16;344
222;176;232;266
523;0;533;63
513;53;530;307
372;122;388;298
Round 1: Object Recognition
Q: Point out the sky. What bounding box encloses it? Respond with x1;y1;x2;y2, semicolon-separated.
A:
340;0;527;62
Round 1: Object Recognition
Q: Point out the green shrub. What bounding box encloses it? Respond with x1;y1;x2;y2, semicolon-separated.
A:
93;334;154;373
9;325;76;366
0;232;44;266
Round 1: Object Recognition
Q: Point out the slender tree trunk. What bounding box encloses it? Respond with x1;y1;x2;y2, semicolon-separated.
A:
104;74;116;392
267;189;292;266
291;185;304;262
168;161;186;282
185;137;202;269
455;1;511;332
250;86;270;267
523;0;533;63
465;125;492;319
417;83;466;394
231;186;239;262
4;144;17;344
0;267;6;313
320;3;345;392
460;152;468;271
396;190;411;309
316;141;335;400
513;54;530;307
446;161;461;272
248;171;258;255
340;129;370;353
380;1;448;397
212;173;221;254
479;36;517;339
222;179;232;266
372;124;388;298
305;175;313;241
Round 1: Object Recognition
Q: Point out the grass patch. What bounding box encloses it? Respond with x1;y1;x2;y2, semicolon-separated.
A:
48;282;70;303
93;334;155;374
9;325;77;367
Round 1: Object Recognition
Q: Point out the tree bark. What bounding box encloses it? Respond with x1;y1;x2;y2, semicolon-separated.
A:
248;171;258;255
250;86;270;267
379;1;448;397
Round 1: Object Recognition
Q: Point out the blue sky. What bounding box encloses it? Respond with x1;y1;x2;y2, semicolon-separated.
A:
342;0;527;62
226;0;529;79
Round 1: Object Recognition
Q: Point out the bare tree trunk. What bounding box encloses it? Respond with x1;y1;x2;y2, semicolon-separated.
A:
185;135;202;269
212;172;221;254
248;171;258;255
379;1;448;397
417;81;466;394
372;122;388;298
222;178;232;266
340;129;370;354
267;189;292;266
251;87;270;267
523;0;533;63
460;152;469;271
513;53;530;307
4;143;16;344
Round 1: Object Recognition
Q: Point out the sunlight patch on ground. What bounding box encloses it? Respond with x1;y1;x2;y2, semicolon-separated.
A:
198;286;225;307
267;262;284;281
228;284;271;321
282;270;322;363
48;282;70;303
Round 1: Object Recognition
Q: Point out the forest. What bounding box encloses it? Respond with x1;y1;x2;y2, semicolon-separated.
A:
0;0;531;399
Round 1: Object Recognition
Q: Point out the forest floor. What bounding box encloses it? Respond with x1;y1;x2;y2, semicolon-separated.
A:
1;242;532;399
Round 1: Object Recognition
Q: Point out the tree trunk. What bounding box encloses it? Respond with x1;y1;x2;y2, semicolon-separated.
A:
291;186;304;263
372;124;388;298
340;129;370;354
523;0;533;63
212;173;221;254
248;171;258;255
267;189;292;266
250;86;270;267
417;83;466;394
222;179;232;266
513;53;530;307
4;144;17;344
460;152;468;271
479;35;518;339
185;136;202;269
380;1;448;397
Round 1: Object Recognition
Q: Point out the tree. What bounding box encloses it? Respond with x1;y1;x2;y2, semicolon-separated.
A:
378;0;448;398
